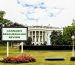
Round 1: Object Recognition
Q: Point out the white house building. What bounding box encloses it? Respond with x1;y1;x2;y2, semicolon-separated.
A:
28;25;63;45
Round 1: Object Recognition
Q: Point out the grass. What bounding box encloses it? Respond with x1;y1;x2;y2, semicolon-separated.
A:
0;46;75;65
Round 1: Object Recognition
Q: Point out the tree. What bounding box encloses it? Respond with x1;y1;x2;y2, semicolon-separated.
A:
63;25;75;45
0;11;5;18
50;30;63;46
9;22;25;28
0;10;13;27
0;10;13;45
0;11;6;42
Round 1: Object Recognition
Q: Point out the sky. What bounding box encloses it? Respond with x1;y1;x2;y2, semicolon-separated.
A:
0;0;75;27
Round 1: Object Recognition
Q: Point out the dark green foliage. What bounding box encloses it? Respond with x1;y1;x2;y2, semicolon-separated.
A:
9;22;25;28
25;37;32;45
63;25;75;45
50;25;75;45
0;11;12;26
0;11;13;45
50;30;63;46
0;11;5;18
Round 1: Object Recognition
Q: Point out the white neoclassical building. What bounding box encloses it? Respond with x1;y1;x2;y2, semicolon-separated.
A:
28;25;63;45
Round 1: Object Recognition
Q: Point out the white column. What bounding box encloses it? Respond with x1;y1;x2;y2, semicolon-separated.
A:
35;31;36;44
32;31;33;44
39;31;40;44
47;32;51;45
45;32;47;42
42;31;43;44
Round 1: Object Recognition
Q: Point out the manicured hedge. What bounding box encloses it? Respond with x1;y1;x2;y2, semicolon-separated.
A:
19;45;74;50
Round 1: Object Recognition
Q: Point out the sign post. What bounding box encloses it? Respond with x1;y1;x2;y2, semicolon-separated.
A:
7;42;9;57
21;42;23;54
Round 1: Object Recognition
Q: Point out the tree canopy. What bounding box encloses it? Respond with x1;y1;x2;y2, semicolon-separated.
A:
0;10;13;27
0;11;5;18
50;30;63;46
63;25;75;45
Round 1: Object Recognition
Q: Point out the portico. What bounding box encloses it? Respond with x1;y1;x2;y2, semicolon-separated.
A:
28;26;63;45
29;31;45;45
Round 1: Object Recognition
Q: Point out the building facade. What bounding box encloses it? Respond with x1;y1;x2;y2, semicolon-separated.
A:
28;25;63;45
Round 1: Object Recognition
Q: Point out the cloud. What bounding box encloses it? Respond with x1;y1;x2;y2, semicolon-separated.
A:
0;0;75;27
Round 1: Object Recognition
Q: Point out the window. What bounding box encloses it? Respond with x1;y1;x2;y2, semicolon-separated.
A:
40;31;42;35
36;31;39;36
40;36;42;42
36;36;39;42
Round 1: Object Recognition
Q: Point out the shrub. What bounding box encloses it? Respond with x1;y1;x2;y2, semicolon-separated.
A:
3;56;17;63
2;54;36;63
17;54;36;63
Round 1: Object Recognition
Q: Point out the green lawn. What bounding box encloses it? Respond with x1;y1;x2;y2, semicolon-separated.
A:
0;46;75;65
